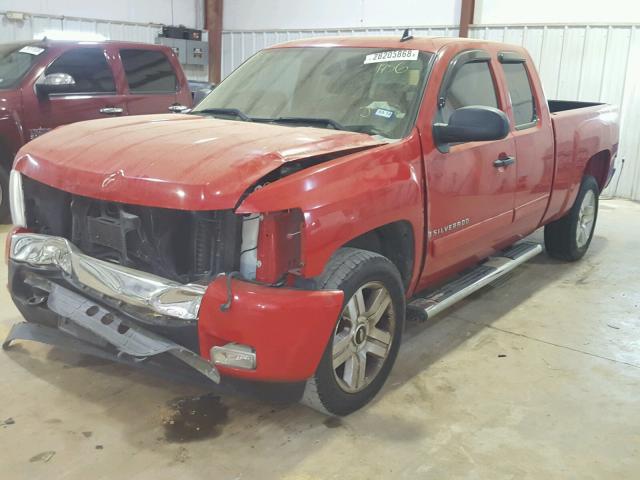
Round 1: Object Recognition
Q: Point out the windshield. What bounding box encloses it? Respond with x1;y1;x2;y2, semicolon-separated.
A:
0;43;45;89
193;47;433;139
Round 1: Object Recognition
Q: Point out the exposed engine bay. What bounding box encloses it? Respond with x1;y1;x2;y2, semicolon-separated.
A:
22;176;243;284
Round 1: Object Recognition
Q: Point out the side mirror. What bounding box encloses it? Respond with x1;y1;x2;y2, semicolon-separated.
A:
433;106;510;147
36;73;76;96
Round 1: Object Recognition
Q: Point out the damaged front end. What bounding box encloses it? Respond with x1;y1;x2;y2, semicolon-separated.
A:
5;171;345;385
5;232;220;383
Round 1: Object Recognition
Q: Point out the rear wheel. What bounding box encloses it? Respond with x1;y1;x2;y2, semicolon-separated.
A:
0;167;10;224
302;248;405;415
544;175;599;261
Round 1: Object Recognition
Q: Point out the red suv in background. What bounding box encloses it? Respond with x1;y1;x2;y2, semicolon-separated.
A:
0;39;193;221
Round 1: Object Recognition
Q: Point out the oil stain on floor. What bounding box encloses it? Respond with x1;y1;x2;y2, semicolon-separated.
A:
162;393;229;442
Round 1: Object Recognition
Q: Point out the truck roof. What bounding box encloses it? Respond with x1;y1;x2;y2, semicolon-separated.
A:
12;38;170;50
269;36;521;53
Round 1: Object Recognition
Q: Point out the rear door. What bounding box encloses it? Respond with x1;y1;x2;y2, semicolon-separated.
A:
498;52;554;234
29;46;127;130
421;49;517;278
119;48;186;115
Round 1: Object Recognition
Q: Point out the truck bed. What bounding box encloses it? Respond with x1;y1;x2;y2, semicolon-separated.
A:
548;100;604;113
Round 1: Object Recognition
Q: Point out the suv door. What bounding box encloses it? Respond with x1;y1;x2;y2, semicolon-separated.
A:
421;50;517;279
29;46;127;130
119;48;187;115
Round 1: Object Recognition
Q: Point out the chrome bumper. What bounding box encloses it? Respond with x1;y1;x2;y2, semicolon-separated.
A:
9;233;206;321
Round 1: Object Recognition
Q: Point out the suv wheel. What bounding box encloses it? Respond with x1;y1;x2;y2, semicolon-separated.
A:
302;248;405;415
544;175;599;261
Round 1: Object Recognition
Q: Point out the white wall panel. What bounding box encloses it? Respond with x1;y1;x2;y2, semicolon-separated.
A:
1;0;203;28
472;24;640;200
476;0;640;25
223;0;461;30
0;11;163;43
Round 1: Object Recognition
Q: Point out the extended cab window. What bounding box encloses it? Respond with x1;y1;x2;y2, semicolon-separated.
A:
442;61;497;121
502;62;537;128
46;48;115;94
120;49;177;93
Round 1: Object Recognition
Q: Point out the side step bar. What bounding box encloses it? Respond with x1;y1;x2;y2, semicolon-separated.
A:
408;242;543;320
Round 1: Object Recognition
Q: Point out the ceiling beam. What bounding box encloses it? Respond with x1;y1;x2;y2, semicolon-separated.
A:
459;0;476;38
205;0;223;84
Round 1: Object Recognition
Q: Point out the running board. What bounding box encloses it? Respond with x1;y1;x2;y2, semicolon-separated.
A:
408;242;543;320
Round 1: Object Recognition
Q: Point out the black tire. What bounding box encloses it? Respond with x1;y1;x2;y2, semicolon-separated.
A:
301;248;405;415
544;175;599;262
0;167;10;224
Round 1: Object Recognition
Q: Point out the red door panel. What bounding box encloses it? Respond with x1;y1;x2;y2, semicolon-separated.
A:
20;46;127;137
417;49;517;290
119;48;184;115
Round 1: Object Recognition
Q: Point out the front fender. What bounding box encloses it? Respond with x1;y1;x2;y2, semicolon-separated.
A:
198;276;344;381
237;130;425;289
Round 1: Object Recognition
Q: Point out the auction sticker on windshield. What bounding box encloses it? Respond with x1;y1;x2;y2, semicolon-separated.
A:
364;50;419;64
19;46;45;56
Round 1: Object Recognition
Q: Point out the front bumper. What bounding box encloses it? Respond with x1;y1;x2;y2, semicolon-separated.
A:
6;233;344;383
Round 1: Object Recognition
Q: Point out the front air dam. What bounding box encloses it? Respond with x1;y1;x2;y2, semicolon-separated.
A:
199;276;344;382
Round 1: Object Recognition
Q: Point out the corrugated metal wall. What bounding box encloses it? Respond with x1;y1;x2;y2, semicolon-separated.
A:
221;23;640;201
0;11;209;80
0;12;162;43
471;24;639;200
221;26;460;78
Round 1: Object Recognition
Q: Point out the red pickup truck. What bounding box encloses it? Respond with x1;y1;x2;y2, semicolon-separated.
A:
4;37;619;415
0;39;193;222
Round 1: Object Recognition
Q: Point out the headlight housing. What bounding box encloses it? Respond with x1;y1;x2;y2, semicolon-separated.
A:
9;170;26;227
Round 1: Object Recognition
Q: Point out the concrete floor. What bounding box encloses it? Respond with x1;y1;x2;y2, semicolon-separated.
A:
1;198;639;479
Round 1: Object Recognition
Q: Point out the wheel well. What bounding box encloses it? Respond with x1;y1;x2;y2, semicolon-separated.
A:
584;150;610;192
343;221;414;289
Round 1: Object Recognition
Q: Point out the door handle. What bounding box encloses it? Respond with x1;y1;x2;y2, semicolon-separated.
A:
168;104;189;113
99;107;124;115
493;155;516;168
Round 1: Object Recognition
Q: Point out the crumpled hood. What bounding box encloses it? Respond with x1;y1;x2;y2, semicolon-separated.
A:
15;114;385;210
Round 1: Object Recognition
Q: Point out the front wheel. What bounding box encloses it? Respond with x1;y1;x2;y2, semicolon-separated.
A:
544;175;599;261
302;248;405;415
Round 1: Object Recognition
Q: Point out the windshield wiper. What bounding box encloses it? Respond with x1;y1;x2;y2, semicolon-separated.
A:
193;108;252;121
260;117;346;131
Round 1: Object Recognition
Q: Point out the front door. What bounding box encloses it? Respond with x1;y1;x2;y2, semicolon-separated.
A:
119;48;182;115
420;50;517;284
26;46;127;137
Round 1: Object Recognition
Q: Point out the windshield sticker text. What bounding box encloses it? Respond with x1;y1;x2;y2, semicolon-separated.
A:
364;50;419;64
19;46;45;56
374;108;394;119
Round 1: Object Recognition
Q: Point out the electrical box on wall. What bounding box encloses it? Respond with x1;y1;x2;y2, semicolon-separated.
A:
156;36;208;67
157;37;187;64
187;40;208;66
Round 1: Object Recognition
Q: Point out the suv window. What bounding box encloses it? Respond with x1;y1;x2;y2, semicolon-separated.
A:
502;62;536;128
120;49;177;94
46;48;115;94
442;61;498;121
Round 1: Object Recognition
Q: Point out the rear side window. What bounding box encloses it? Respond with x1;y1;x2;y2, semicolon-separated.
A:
46;48;115;93
120;49;177;93
442;61;498;121
502;63;536;128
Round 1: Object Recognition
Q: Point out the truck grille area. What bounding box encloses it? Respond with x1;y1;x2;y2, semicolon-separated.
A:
22;176;243;284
